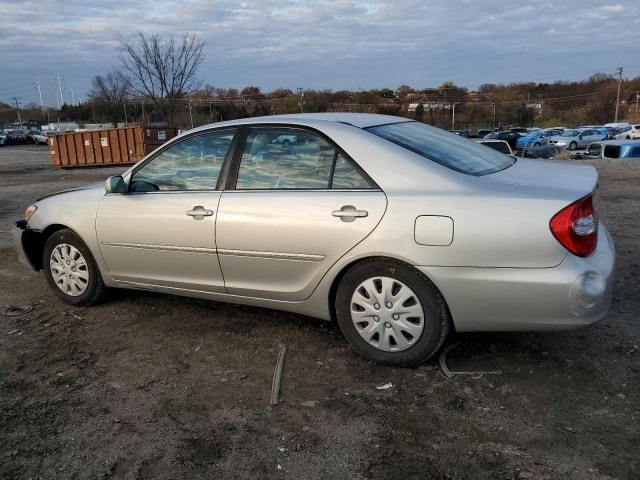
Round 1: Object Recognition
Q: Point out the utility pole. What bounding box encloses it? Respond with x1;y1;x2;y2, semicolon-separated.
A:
451;102;458;130
636;91;639;122
70;87;76;106
123;101;128;126
34;80;45;120
187;100;194;129
12;97;23;124
614;66;623;122
57;72;65;105
492;102;496;129
297;87;304;113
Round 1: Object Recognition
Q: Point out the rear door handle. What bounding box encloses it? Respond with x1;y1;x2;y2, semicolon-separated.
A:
332;205;368;222
186;206;214;219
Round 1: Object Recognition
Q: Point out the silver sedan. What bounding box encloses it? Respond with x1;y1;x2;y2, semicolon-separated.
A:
13;114;615;366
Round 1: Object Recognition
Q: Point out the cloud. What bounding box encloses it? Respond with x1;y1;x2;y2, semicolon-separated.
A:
0;0;637;106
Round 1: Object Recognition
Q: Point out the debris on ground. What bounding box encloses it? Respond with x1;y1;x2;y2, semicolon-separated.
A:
270;344;287;405
439;342;503;378
375;382;393;390
300;400;319;407
3;305;34;317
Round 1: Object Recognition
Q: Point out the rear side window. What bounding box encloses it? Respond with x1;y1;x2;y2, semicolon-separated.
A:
236;127;372;190
367;122;515;176
603;145;621;158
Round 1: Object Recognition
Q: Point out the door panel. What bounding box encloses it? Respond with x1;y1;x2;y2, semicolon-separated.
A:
97;192;224;292
215;190;387;301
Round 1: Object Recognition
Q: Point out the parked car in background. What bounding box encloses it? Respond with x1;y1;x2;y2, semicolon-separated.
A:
31;131;51;145
12;113;615;366
0;133;6;146
580;140;640;160
483;130;522;149
606;127;622;139
474;139;513;155
614;124;640;140
547;128;607;150
5;130;29;145
449;129;470;137
476;129;493;138
515;129;564;150
509;127;530;135
517;145;570;159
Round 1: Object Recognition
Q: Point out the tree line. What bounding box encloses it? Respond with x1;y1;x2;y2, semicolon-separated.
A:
2;32;639;131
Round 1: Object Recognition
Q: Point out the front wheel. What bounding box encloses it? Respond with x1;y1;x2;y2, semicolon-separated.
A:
569;142;577;151
335;259;450;366
43;229;106;306
627;136;631;140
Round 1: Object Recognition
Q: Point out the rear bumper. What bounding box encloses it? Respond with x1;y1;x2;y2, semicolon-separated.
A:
417;223;615;332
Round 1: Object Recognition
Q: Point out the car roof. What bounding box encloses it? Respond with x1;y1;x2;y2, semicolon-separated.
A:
189;113;413;133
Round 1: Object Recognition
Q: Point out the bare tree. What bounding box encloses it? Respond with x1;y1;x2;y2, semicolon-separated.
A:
88;69;129;126
119;32;204;127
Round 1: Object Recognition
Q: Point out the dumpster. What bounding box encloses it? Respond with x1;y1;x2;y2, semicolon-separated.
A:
48;125;177;169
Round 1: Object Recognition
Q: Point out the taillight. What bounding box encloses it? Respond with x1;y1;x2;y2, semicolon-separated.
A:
549;194;598;257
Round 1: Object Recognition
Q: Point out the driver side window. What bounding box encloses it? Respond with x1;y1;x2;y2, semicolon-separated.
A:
131;129;237;192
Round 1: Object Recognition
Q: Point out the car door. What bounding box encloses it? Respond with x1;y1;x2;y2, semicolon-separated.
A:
96;128;238;293
215;126;387;301
578;130;594;147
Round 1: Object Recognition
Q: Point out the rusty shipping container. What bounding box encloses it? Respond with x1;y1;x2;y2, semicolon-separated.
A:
49;125;177;169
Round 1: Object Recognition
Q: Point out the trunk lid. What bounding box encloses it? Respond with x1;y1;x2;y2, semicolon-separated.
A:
485;158;598;201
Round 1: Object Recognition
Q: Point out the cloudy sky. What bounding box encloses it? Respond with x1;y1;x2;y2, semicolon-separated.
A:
1;0;639;106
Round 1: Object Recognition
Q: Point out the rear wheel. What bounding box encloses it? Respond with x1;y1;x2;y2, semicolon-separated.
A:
43;229;106;306
627;136;631;140
335;259;450;366
569;142;577;150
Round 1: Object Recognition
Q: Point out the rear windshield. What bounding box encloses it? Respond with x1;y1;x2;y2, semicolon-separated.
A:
366;122;515;176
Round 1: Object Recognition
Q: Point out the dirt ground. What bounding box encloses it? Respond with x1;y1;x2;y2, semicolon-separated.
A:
1;145;638;480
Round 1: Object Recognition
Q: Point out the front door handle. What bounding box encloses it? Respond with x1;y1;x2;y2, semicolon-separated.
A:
186;206;214;220
332;205;368;222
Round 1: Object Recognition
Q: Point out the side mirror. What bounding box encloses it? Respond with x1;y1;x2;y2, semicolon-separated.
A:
105;175;126;194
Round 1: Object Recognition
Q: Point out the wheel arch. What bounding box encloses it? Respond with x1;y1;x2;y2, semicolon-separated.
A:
327;255;454;330
25;223;75;270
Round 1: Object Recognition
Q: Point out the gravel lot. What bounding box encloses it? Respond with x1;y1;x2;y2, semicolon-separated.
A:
1;145;638;480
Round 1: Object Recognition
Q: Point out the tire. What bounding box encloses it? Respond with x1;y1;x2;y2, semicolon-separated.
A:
43;228;106;306
335;259;450;367
569;142;577;151
534;143;540;147
627;136;631;140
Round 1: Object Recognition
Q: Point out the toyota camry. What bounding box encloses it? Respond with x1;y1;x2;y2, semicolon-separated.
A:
13;113;615;366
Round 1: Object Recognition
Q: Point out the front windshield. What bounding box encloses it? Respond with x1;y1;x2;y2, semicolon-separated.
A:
562;130;579;137
366;121;516;176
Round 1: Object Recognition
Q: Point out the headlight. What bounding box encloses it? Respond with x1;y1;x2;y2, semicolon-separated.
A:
25;204;37;221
